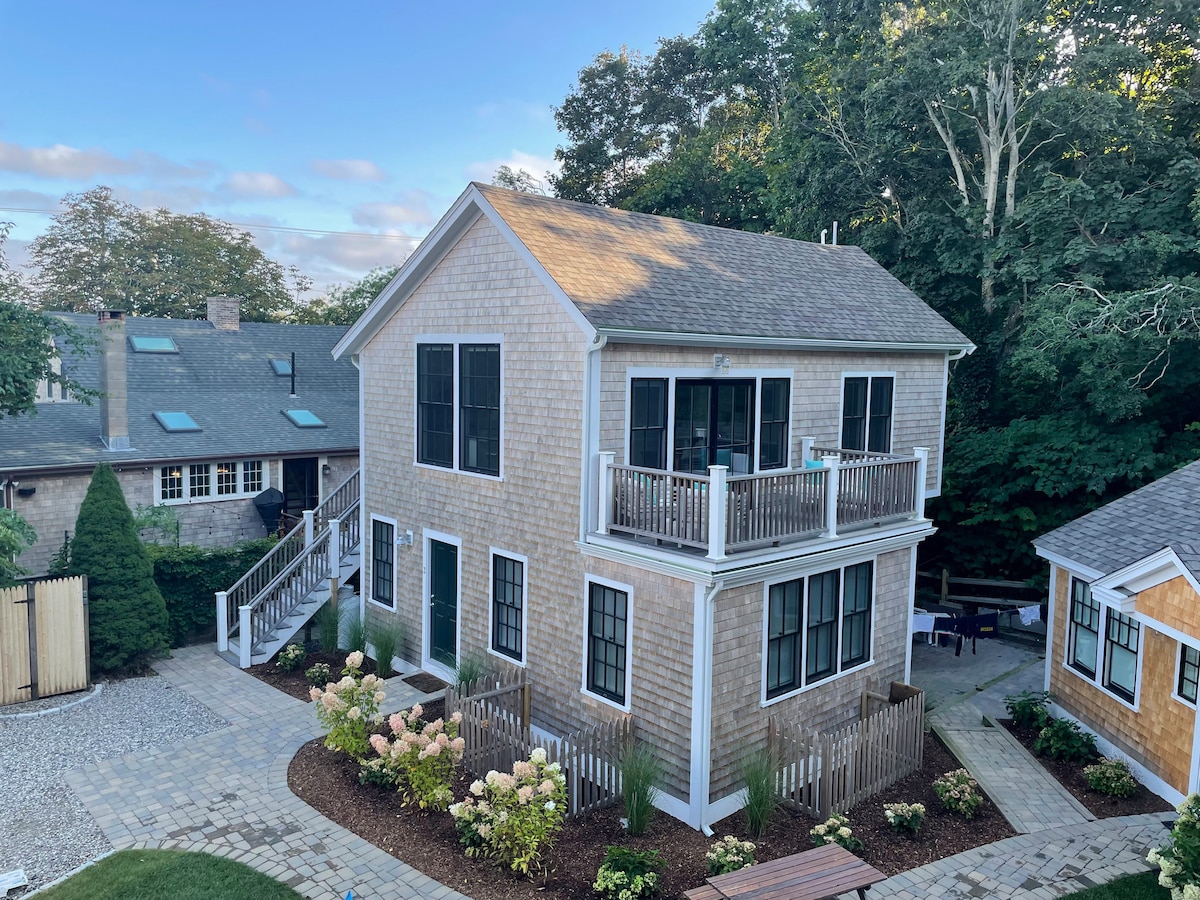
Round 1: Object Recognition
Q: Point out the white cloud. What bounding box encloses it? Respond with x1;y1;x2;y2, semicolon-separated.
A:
465;150;559;187
351;190;436;229
220;171;297;198
0;188;62;209
311;159;388;182
277;231;417;292
0;141;209;180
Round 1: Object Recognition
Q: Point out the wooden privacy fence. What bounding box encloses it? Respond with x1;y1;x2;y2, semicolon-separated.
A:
446;672;633;818
0;576;90;706
768;683;924;819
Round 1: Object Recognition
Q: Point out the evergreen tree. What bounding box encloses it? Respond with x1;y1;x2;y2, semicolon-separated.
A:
69;463;168;672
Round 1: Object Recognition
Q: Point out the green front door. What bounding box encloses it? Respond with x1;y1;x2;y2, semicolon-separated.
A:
429;539;458;668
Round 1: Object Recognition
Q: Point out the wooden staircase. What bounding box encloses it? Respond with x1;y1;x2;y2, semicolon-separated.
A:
217;469;361;667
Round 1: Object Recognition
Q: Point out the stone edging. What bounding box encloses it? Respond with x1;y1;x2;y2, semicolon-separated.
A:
0;684;104;720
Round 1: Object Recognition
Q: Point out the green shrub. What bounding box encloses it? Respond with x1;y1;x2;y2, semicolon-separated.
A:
305;662;332;688
740;748;780;839
276;643;306;672
367;618;405;678
1034;718;1098;763
810;813;863;852
69;463;168;672
46;530;72;578
1084;758;1138;798
132;504;180;546
883;801;926;835
620;741;662;836
1004;690;1052;731
705;836;756;875
933;769;984;818
360;703;465;810
593;847;663;900
313;601;340;652
311;651;385;759
0;509;36;587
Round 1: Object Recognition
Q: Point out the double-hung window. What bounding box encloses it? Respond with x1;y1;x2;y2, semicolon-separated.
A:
1103;610;1139;703
1179;645;1200;705
1066;577;1141;706
370;518;395;609
1067;579;1101;677
842;375;894;453
416;340;501;476
586;580;630;706
629;378;668;470
490;552;525;662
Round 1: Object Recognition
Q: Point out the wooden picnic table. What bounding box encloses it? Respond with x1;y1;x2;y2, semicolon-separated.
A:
684;844;886;900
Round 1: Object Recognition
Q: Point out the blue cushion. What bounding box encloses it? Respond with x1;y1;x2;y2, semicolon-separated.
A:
804;459;825;470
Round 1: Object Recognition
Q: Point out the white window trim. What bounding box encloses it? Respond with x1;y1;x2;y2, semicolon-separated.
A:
623;366;795;473
581;574;634;713
487;547;528;667
157;458;269;505
1061;576;1143;712
1174;641;1200;709
760;560;878;708
413;334;505;481
367;514;399;612
422;528;462;684
839;372;896;454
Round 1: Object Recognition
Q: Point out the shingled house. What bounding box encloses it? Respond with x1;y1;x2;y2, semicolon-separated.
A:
1035;459;1200;804
0;299;359;574
332;183;975;829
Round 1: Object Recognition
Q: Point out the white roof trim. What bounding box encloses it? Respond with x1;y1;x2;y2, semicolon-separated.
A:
1033;547;1106;582
598;327;976;354
1092;546;1200;603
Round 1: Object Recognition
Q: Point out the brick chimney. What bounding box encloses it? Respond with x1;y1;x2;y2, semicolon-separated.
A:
206;296;241;331
97;310;130;450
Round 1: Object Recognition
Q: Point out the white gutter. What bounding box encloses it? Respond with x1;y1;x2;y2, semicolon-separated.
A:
694;578;724;836
598;328;976;356
579;334;607;542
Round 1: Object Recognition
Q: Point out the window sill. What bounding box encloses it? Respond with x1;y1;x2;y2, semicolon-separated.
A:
414;462;504;483
581;687;630;714
367;596;396;613
1172;691;1197;710
156;494;262;507
760;658;874;708
488;646;525;668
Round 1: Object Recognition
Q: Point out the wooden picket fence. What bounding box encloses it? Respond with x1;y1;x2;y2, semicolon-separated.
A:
0;576;90;706
768;683;925;819
446;672;632;818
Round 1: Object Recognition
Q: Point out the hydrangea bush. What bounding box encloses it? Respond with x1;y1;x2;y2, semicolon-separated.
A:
1149;794;1200;899
883;801;925;835
360;703;465;811
705;836;756;875
810;813;863;852
276;642;307;672
449;747;568;875
309;651;384;759
933;769;984;818
594;847;663;900
305;662;332;688
1083;758;1137;798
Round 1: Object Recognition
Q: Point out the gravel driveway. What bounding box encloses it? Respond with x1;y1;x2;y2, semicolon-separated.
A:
0;675;227;892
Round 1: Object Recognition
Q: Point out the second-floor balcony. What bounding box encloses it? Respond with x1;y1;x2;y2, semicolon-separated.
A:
594;441;930;561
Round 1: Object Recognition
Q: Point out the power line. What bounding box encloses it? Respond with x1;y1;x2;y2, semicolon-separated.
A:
0;206;425;242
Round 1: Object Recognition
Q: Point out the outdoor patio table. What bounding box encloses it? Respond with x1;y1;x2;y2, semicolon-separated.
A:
684;843;886;900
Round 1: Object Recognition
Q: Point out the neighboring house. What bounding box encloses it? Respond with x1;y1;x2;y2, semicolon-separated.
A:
333;183;975;830
1034;459;1200;805
0;298;359;575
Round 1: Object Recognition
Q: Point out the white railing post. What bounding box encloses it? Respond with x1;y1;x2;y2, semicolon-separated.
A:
598;451;615;535
801;436;816;467
216;591;228;652
707;465;728;561
913;447;930;520
238;605;252;668
303;509;315;546
328;517;341;608
823;454;840;538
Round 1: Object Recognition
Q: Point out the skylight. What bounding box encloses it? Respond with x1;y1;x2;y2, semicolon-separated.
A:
269;358;292;376
154;411;200;432
129;335;178;353
284;409;325;428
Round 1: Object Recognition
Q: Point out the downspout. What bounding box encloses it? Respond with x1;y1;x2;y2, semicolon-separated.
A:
579;333;607;542
695;578;724;836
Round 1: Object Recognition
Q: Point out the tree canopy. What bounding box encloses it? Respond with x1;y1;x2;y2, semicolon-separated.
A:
286;266;400;326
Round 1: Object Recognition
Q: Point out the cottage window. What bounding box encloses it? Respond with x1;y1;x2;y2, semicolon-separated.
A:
759;378;790;470
243;460;264;493
370;517;395;609
216;461;238;495
766;579;802;699
842;376;894;453
416;340;501;477
586;580;629;706
417;344;454;468
1067;579;1101;678
490;552;525;663
841;562;873;668
161;465;183;501
1179;645;1200;705
806;570;840;684
189;464;211;498
1103;609;1139;703
629;378;668;470
459;344;500;476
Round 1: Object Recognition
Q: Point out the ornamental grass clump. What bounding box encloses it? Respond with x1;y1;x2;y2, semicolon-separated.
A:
1084;758;1138;798
619;741;663;836
448;747;568;876
360;703;465;811
309;651;385;760
740;748;780;839
933;769;984;819
883;801;926;835
593;847;663;900
705;836;756;875
810;813;863;852
1149;794;1200;899
275;643;307;672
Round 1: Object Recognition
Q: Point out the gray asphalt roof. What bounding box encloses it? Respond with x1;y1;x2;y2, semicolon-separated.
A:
0;313;358;473
1034;459;1200;580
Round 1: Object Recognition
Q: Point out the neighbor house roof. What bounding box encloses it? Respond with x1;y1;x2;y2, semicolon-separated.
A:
335;183;975;359
0;313;358;473
1034;459;1200;581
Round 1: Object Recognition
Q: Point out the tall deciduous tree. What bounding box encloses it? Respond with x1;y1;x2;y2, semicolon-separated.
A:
287;266;401;326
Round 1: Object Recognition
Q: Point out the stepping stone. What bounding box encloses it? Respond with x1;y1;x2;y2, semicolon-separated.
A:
0;870;28;896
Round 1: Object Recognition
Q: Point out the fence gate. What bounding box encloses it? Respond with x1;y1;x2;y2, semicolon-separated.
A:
0;576;90;706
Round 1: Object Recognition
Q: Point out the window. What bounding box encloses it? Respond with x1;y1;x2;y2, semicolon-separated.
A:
129;335;178;353
189;464;211;498
416;340;502;476
842;376;894;453
491;553;525;662
370;518;395;608
158;459;266;504
1179;645;1200;705
1103;609;1139;703
216;462;238;495
460;344;501;476
675;380;755;474
586;581;629;705
269;358;292;376
161;466;183;501
243;460;263;493
1068;579;1101;678
629;378;667;470
759;378;790;470
154;411;201;432
283;409;326;428
765;561;875;701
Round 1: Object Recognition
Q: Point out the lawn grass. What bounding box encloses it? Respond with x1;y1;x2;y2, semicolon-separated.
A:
34;849;303;900
1061;870;1167;899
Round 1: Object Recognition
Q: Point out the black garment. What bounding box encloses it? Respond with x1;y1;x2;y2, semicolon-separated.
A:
952;613;999;655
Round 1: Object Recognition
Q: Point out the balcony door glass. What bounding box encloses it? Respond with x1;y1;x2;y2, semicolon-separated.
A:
673;379;754;475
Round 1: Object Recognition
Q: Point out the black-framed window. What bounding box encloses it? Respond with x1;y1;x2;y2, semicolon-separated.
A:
417;343;454;468
491;554;524;661
460;344;501;476
1180;645;1200;704
841;562;873;667
842;376;894;453
189;463;211;498
1068;579;1101;678
216;461;238;495
161;465;183;501
806;570;840;684
1103;609;1139;703
371;519;395;608
587;581;628;704
629;378;668;470
759;378;790;470
766;578;802;699
243;460;264;493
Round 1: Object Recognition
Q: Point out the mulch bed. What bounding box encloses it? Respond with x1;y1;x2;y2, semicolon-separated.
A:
288;711;1013;900
998;719;1172;818
246;650;378;702
404;672;449;693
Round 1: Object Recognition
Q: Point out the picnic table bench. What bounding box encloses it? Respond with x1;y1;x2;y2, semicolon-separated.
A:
684;844;885;900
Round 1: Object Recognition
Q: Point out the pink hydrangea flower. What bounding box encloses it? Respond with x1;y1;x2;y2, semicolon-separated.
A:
346;651;364;670
450;711;463;724
517;785;535;804
538;779;556;795
451;737;465;753
410;703;423;719
513;761;535;780
389;713;405;734
309;687;322;701
370;734;389;756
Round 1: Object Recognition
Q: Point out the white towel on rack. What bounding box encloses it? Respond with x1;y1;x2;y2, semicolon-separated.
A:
1018;605;1041;626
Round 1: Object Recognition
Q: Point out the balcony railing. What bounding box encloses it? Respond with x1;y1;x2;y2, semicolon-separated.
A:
597;441;929;561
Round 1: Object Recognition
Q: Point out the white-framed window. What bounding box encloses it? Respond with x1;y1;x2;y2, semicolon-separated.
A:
841;373;895;453
582;576;633;710
489;549;527;665
369;515;397;610
1064;577;1142;708
1176;644;1200;707
763;560;875;704
157;459;269;504
415;335;503;479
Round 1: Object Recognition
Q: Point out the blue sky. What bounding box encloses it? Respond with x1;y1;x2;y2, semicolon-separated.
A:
0;1;712;293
